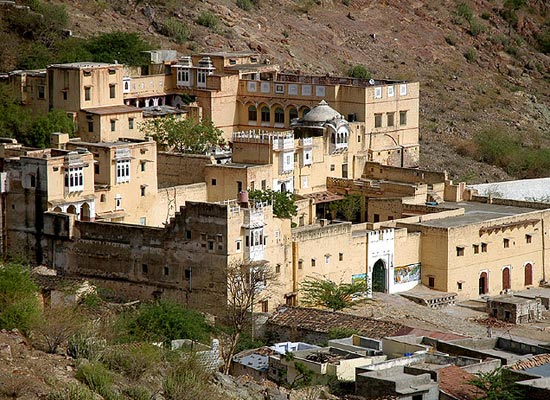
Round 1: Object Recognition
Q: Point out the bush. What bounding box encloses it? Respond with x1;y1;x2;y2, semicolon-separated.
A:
328;327;359;339
163;356;225;400
0;263;41;334
456;2;473;22
196;11;219;29
464;47;478;62
236;0;253;11
468;18;486;36
115;301;212;345
161;17;190;44
102;343;163;381
75;362;114;397
84;31;150;66
47;383;96;400
347;64;371;79
537;29;550;54
445;35;457;46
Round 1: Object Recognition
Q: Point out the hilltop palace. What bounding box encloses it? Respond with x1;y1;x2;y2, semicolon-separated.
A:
0;50;547;313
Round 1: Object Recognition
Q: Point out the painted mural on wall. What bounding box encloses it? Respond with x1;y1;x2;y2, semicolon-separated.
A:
394;263;421;284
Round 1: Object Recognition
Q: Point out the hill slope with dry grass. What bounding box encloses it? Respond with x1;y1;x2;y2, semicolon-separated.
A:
5;0;550;183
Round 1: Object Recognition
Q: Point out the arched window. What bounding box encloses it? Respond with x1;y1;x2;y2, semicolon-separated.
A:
301;107;310;117
261;106;270;122
525;263;533;286
248;105;257;121
274;108;284;124
289;107;298;121
502;267;511;290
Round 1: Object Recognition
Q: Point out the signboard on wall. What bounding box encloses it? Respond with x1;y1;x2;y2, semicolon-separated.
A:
394;263;421;284
352;273;367;285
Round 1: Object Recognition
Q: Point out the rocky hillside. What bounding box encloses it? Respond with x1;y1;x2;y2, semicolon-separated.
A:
9;0;550;182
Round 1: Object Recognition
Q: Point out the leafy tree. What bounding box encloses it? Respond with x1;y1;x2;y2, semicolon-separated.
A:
502;0;525;34
0;85;33;140
85;32;150;66
114;300;212;346
27;109;75;148
469;367;523;400
249;189;298;219
347;65;371;79
299;276;368;311
537;29;550;54
329;194;361;222
55;37;94;64
140;116;224;154
0;263;41;334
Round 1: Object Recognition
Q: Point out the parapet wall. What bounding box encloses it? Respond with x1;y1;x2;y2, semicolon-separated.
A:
362;162;447;184
157;152;215;187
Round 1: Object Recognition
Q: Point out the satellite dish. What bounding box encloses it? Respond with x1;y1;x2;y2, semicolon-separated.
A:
368;79;375;85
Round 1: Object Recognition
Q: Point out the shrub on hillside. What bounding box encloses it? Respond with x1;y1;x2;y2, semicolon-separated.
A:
114;301;212;345
0;263;41;334
347;65;371;79
161;17;190;44
196;11;219;29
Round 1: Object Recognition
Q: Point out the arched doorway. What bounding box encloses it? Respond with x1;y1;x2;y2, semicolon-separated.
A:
372;259;386;292
80;203;90;221
280;182;287;192
53;207;62;212
502;267;511;290
479;271;488;295
525;263;533;286
67;205;77;215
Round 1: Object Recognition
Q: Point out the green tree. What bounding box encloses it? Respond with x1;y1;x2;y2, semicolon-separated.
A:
347;65;371;79
0;263;41;334
21;109;75;148
85;32;150;66
329;194;361;222
140;116;224;154
299;276;368;311
115;300;212;346
248;189;297;219
0;85;33;140
502;0;525;34
469;367;523;400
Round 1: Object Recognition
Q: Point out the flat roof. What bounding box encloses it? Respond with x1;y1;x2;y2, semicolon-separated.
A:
469;178;550;202
413;201;539;229
82;105;141;115
49;62;120;69
197;51;259;58
488;295;537;304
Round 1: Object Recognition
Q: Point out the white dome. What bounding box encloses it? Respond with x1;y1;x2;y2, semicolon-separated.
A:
303;100;342;123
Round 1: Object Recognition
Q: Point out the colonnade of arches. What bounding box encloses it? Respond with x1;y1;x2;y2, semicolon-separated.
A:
245;103;311;127
52;202;92;221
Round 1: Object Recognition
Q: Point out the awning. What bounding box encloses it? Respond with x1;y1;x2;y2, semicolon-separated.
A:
302;190;345;204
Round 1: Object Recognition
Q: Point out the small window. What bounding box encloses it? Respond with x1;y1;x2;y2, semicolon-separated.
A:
456;247;465;256
185;269;191;280
248;105;257;121
387;86;395;97
325;255;330;265
261;179;266;190
481;242;488;252
339;253;343;261
400;83;407;96
237;181;243;193
186;230;192;239
236;240;241;252
298;260;303;270
330;164;335;171
504;238;510;248
504;310;511;320
208;241;214;251
311;258;316;267
63;91;68;101
261;107;270;123
94;164;99;174
399;110;407;126
526;234;532;244
88;121;94;133
473;244;479;254
374;113;382;128
110;119;116;132
412;395;422;400
100;194;106;202
211;178;217;186
374;87;382;99
261;300;269;313
457;282;463;290
108;68;116;75
229;59;237;65
428;276;435;288
373;214;380;223
163;266;169;276
109;84;116;99
129;118;134;130
83;70;91;77
38;85;45;99
140;162;146;172
387;112;395;127
142;264;148;274
84;87;91;101
275;264;281;273
140;186;146;196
